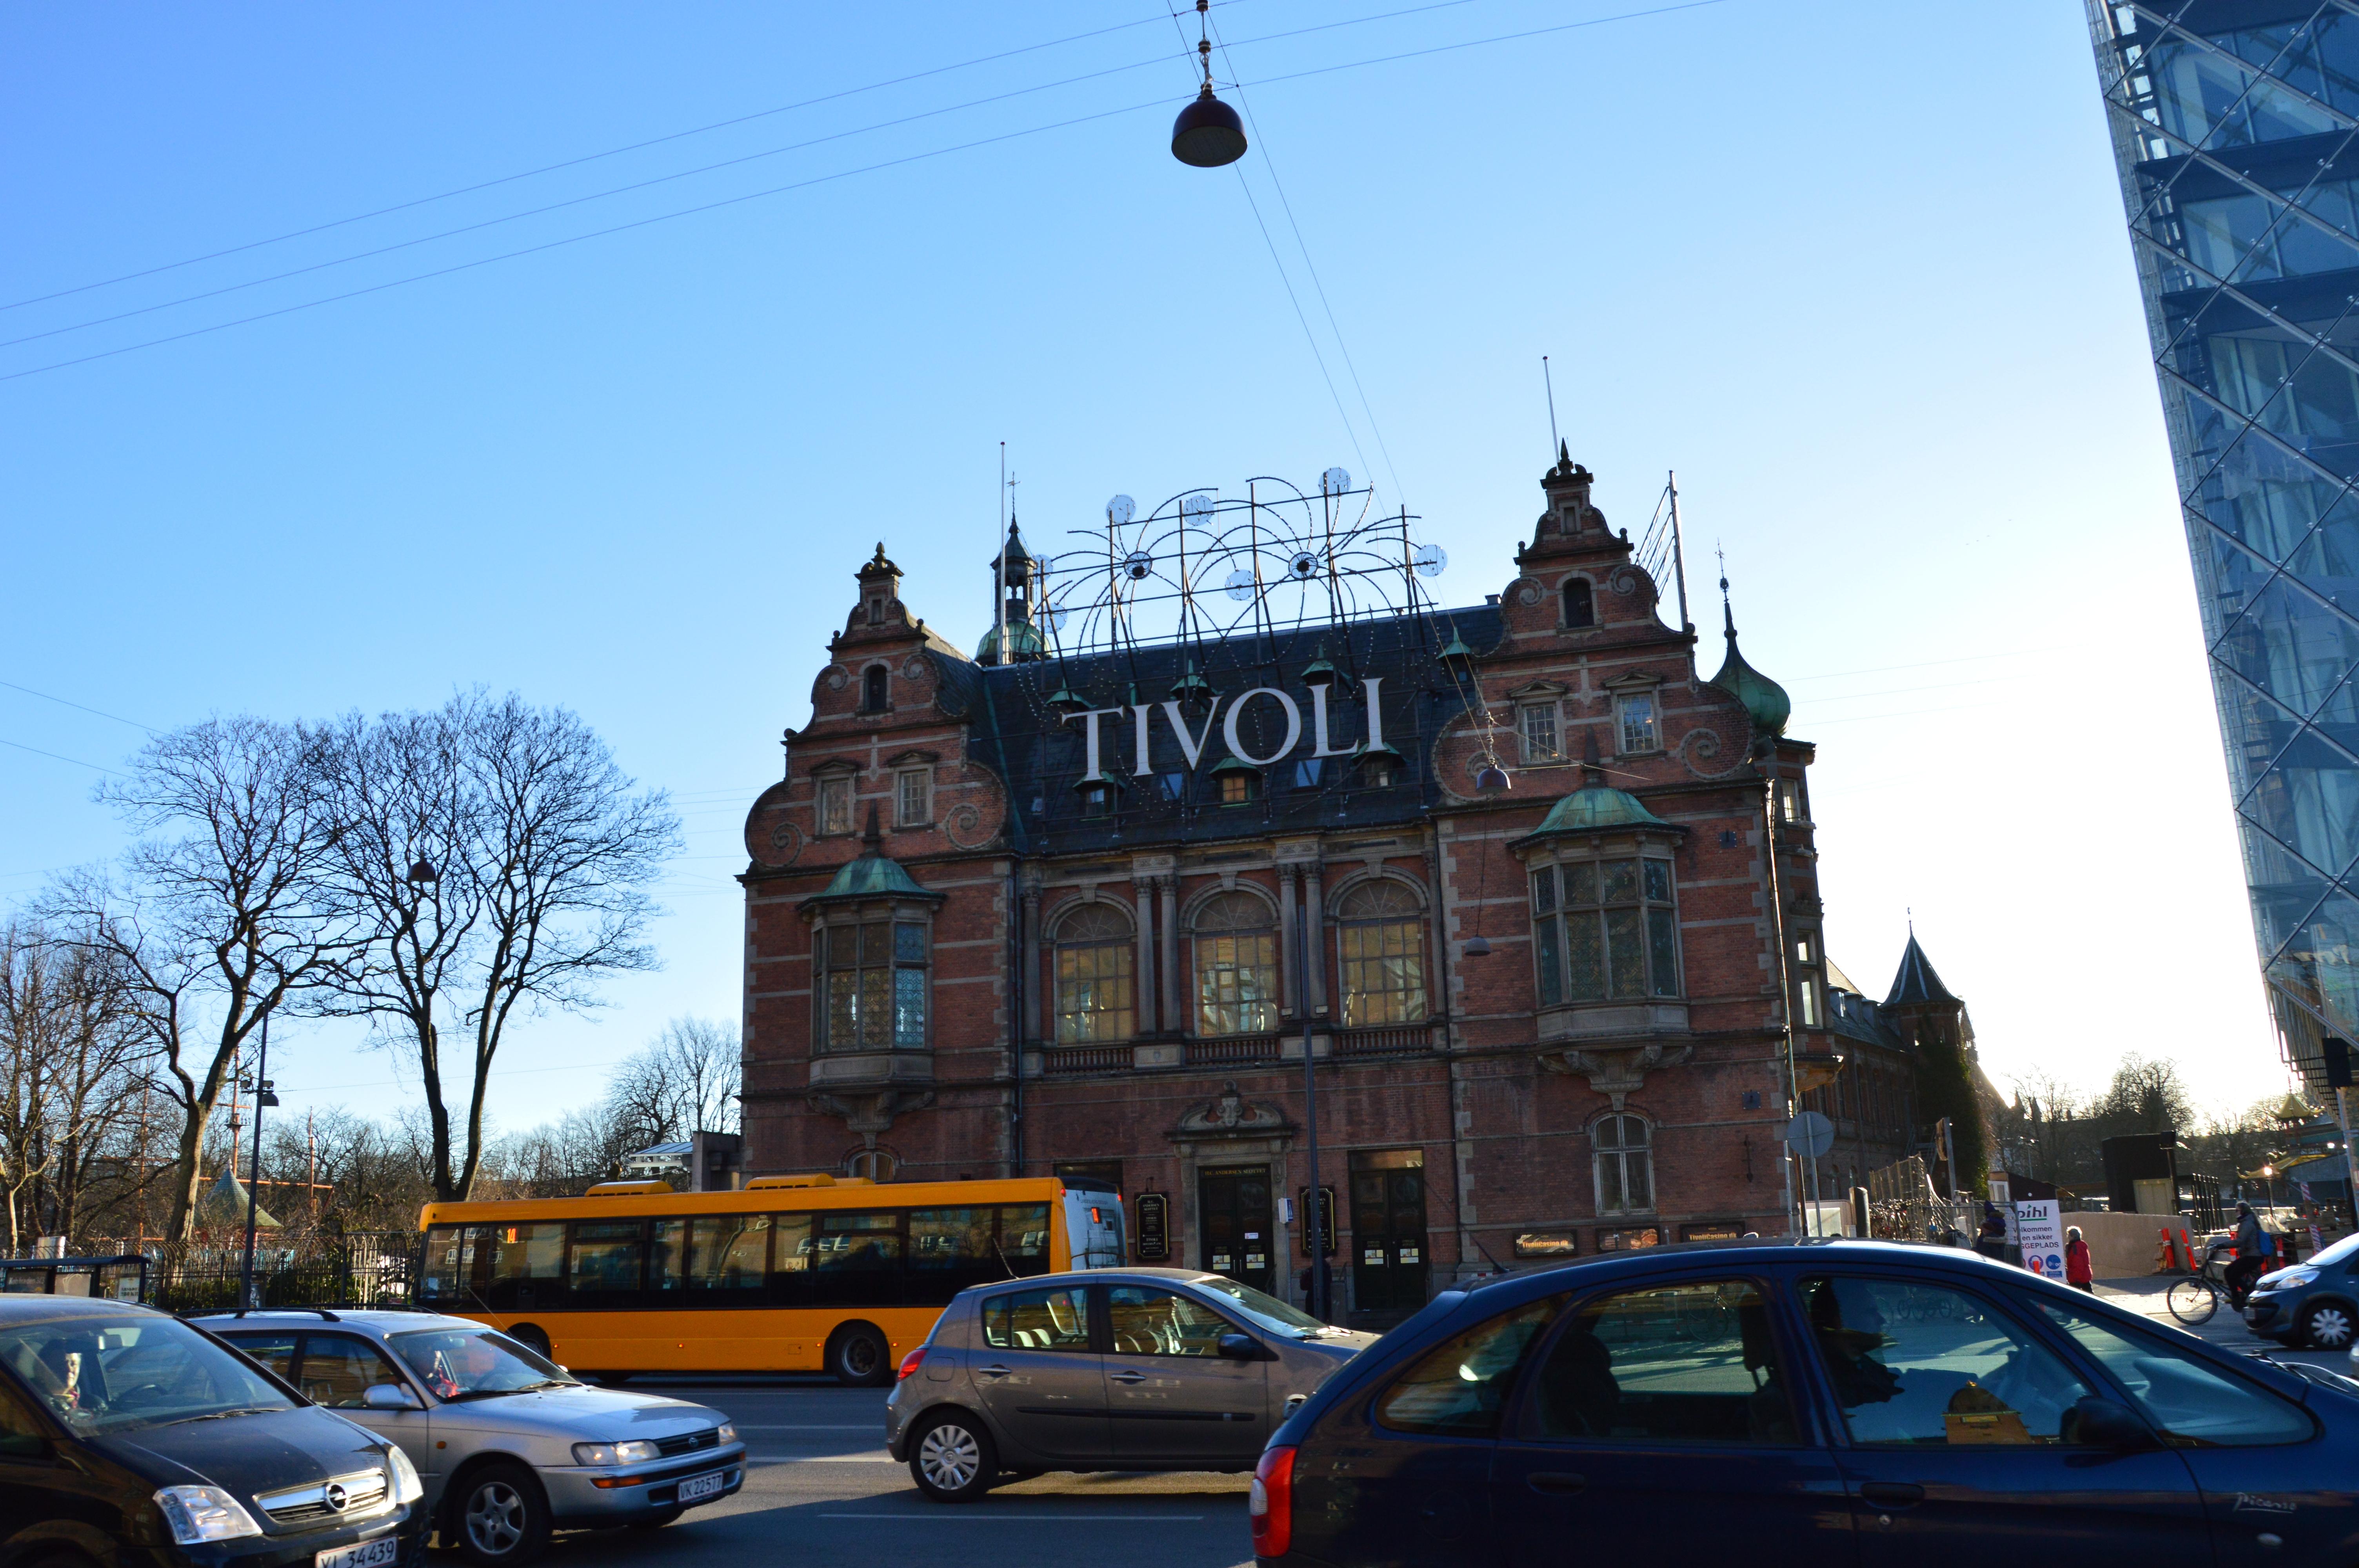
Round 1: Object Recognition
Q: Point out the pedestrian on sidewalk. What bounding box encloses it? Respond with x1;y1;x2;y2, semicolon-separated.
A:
2065;1226;2094;1293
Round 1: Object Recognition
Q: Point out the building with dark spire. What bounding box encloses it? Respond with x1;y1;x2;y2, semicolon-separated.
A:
742;452;1979;1321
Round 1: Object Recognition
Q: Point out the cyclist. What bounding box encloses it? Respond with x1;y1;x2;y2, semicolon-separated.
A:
2227;1202;2277;1308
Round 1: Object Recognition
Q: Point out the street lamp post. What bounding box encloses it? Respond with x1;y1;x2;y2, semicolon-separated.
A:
237;1016;279;1308
1297;879;1328;1322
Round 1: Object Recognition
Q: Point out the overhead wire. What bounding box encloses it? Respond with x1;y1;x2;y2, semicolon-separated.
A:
0;0;1748;383
0;5;1252;316
9;0;1567;355
1209;13;1407;507
0;678;162;733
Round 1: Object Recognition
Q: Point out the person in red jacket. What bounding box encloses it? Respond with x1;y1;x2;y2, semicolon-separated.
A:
2065;1226;2094;1293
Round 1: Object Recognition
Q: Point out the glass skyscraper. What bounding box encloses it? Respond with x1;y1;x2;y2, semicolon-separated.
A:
2089;2;2359;1089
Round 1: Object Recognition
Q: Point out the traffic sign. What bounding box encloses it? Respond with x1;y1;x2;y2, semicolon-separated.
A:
1783;1111;1835;1158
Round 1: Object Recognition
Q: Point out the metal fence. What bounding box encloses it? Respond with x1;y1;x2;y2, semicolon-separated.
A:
139;1233;420;1312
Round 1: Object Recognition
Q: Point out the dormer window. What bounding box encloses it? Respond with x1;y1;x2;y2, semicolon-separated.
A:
862;666;889;714
1080;782;1114;817
1210;759;1260;806
1616;692;1660;754
1564;579;1595;628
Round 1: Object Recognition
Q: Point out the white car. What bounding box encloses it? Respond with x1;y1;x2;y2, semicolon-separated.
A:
202;1308;745;1566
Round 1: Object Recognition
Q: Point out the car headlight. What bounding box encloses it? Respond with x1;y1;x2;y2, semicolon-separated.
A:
2262;1267;2320;1291
572;1439;663;1466
386;1445;425;1505
716;1422;737;1445
154;1486;263;1544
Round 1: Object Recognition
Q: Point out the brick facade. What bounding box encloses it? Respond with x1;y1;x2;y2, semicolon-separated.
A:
738;452;1962;1319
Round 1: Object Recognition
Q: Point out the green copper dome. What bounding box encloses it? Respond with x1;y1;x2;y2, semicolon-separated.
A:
974;615;1046;664
1705;598;1790;737
1528;782;1671;835
814;853;935;901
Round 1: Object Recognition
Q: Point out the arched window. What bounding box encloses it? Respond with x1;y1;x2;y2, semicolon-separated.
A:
1336;880;1428;1027
1594;1115;1654;1215
1192;891;1277;1036
862;665;889;713
1564;579;1595;628
1054;902;1136;1043
845;1147;898;1182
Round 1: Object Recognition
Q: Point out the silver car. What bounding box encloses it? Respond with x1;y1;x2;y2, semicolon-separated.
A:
883;1267;1376;1503
202;1309;745;1565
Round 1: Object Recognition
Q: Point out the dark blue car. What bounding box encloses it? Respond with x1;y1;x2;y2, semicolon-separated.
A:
1250;1238;2356;1566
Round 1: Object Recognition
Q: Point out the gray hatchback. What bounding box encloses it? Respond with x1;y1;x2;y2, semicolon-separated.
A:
883;1267;1375;1502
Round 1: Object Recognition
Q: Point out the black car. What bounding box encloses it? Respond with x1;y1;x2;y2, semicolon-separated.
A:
1251;1237;2359;1566
0;1296;425;1568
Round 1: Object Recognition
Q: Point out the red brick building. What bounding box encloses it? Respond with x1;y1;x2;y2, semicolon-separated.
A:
737;452;1966;1318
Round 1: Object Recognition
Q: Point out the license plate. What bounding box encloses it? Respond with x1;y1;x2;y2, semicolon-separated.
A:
317;1535;400;1568
676;1470;727;1504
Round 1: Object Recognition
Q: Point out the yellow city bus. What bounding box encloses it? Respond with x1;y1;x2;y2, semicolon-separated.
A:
416;1174;1126;1385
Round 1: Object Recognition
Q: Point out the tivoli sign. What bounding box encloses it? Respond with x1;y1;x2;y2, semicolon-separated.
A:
1061;679;1390;781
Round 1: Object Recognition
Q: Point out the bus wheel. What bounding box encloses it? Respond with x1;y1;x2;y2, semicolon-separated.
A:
827;1323;892;1387
507;1324;551;1359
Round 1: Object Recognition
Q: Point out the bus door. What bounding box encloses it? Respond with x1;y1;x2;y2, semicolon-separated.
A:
1062;1190;1127;1269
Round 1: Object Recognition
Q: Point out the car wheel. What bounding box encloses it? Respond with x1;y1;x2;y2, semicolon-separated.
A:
506;1323;551;1359
2302;1301;2357;1350
910;1412;996;1503
451;1462;551;1567
827;1323;892;1387
628;1507;684;1530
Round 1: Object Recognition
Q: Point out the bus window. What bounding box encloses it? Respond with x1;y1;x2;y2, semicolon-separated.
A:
651;1221;687;1293
811;1212;904;1308
691;1216;770;1292
569;1221;645;1305
908;1208;999;1305
421;1225;481;1304
770;1214;815;1308
1000;1204;1052;1276
483;1222;565;1310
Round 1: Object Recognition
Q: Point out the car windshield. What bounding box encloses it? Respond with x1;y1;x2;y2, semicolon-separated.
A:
2306;1231;2359;1269
390;1327;577;1400
0;1315;296;1435
1192;1276;1332;1336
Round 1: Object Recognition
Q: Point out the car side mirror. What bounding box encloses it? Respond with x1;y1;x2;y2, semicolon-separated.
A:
2062;1396;2155;1451
363;1383;423;1410
0;1432;49;1460
1216;1333;1266;1362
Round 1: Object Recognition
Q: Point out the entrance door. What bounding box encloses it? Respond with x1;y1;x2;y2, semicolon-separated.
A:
1197;1166;1275;1293
1350;1149;1430;1312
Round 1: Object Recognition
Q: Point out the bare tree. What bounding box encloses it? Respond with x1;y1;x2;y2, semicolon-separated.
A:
2092;1053;2197;1139
603;1017;741;1152
318;693;678;1202
45;718;352;1245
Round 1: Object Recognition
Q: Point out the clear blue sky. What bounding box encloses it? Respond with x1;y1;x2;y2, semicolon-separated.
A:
0;1;2280;1133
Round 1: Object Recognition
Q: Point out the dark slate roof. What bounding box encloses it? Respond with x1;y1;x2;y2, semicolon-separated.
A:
964;604;1500;857
1826;984;1910;1052
1883;934;1958;1007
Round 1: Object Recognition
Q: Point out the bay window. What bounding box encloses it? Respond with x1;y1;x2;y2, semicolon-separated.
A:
1530;856;1681;1003
817;918;930;1050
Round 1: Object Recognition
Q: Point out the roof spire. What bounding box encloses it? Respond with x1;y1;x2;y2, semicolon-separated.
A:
1716;540;1735;639
1705;545;1790;737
